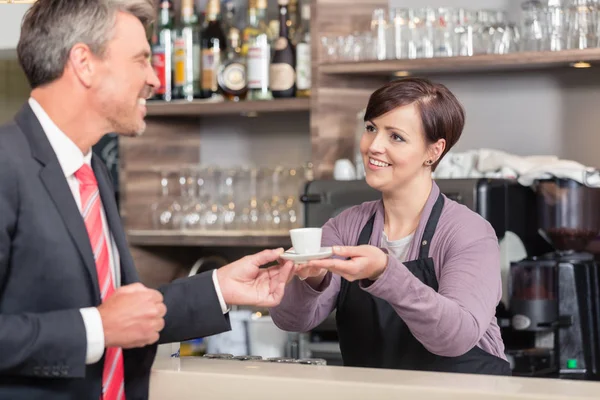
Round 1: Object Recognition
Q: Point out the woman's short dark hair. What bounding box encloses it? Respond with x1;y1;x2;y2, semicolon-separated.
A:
364;77;465;170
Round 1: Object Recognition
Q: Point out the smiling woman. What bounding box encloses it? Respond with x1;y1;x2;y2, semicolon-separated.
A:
270;77;512;377
362;78;464;171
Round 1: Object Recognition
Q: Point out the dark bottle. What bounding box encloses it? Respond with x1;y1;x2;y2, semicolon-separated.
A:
151;0;174;101
269;0;296;98
221;1;236;39
199;0;227;99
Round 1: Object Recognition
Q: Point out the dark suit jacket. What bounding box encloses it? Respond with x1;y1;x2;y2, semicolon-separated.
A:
0;104;231;399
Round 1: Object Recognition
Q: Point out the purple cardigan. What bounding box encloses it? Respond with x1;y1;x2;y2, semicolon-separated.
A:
270;182;506;360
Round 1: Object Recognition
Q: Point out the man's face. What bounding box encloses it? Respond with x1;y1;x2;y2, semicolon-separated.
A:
91;12;159;137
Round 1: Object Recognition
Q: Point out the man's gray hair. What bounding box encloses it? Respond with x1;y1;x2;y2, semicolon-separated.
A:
17;0;155;89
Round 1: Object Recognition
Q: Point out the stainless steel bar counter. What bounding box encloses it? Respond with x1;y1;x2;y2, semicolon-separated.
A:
150;356;600;400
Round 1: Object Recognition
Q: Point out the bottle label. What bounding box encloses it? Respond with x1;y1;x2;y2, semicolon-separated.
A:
182;27;198;86
247;45;270;89
174;37;186;87
296;42;311;90
269;63;295;91
202;48;221;91
152;46;166;95
221;62;246;91
193;43;201;84
274;37;288;51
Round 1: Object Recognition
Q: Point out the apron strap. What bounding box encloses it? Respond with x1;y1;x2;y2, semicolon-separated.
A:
357;213;376;246
418;194;445;259
337;213;377;309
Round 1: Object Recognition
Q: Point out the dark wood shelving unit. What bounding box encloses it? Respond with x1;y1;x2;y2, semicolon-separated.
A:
146;97;311;117
319;49;600;76
127;229;292;248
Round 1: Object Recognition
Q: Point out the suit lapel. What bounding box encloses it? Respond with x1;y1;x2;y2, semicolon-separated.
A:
15;104;101;303
92;155;138;285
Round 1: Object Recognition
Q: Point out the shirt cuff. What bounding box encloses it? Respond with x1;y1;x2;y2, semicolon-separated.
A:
212;269;229;314
79;307;105;365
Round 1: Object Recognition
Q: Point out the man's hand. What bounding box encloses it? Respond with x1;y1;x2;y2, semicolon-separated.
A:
97;283;166;349
216;248;295;308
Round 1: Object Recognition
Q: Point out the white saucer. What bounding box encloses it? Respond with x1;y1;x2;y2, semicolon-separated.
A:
280;247;333;264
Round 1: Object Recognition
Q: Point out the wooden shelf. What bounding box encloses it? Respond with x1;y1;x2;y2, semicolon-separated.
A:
146;97;310;117
127;229;292;248
319;49;600;76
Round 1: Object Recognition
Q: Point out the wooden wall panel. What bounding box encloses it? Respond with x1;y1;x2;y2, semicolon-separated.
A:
131;246;188;289
310;0;389;179
133;244;284;288
119;118;201;230
120;118;203;287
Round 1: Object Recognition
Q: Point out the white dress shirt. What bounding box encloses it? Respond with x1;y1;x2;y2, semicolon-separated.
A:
28;98;228;365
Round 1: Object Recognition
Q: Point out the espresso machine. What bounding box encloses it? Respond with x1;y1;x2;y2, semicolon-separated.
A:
507;178;600;380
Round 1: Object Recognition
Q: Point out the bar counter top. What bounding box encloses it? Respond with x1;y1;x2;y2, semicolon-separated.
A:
149;356;600;400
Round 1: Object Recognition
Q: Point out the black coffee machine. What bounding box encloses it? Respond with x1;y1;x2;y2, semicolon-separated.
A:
507;178;600;380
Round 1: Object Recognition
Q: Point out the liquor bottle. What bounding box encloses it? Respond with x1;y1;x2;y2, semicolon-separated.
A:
268;19;280;54
288;0;299;44
244;0;272;100
222;1;236;39
173;0;200;101
199;0;227;98
240;0;255;57
218;28;247;101
151;0;174;101
270;0;296;98
295;3;311;98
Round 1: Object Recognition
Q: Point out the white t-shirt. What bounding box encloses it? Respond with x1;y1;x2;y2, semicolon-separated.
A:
381;230;414;262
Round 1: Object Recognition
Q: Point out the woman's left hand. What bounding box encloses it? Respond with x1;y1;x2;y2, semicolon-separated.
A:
302;245;389;282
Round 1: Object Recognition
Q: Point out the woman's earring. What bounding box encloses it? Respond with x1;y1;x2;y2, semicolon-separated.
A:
426;160;433;166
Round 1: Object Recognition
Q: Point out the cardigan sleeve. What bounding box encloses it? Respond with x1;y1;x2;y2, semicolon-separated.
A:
268;203;372;332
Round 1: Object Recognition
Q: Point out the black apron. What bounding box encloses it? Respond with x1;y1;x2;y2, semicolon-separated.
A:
335;194;511;376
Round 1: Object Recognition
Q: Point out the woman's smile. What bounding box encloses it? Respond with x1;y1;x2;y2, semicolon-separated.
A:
368;157;392;170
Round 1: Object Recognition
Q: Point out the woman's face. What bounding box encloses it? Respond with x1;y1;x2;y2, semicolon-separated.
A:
360;103;444;194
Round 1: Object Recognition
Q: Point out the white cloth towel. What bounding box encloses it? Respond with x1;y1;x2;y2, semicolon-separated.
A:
433;149;600;187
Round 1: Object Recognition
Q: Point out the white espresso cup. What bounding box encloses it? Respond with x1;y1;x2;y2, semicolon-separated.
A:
289;228;322;254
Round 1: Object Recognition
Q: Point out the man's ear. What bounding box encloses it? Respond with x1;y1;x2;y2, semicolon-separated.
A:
67;43;96;88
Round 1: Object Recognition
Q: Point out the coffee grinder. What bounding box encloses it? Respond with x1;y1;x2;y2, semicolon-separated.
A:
508;178;600;380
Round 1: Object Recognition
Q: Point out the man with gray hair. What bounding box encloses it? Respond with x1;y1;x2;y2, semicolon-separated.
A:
0;1;294;399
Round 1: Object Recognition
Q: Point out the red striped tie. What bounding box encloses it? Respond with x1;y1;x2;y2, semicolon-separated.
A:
75;164;125;400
